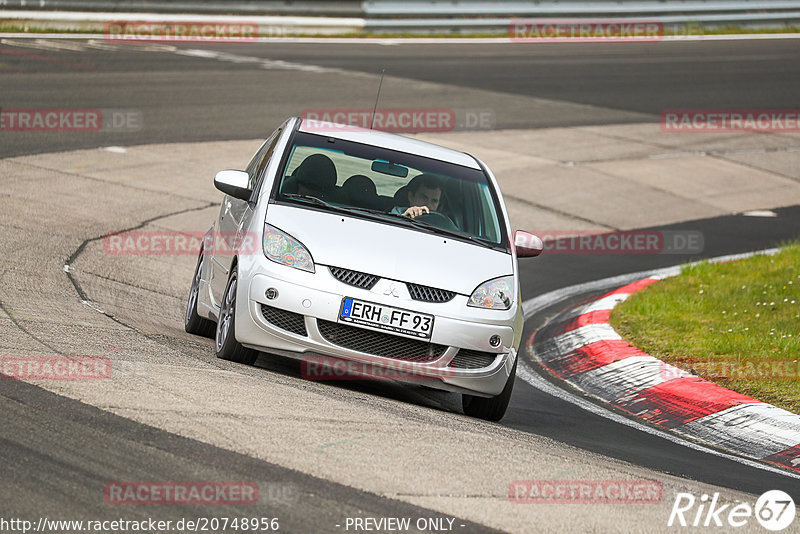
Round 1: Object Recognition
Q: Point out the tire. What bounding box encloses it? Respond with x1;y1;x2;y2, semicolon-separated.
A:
215;265;258;365
185;251;215;338
462;358;517;421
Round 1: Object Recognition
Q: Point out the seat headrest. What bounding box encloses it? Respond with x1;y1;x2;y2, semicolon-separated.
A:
343;175;377;196
343;175;379;208
293;154;337;193
393;184;410;205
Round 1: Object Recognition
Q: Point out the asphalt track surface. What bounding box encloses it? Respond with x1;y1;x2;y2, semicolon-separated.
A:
2;37;800;530
2;38;800;156
1;377;498;533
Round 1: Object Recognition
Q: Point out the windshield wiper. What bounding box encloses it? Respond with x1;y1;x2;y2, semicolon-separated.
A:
281;194;411;225
282;193;331;207
406;218;493;247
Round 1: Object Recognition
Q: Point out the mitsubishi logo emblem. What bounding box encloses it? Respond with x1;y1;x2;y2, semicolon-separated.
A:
384;283;400;298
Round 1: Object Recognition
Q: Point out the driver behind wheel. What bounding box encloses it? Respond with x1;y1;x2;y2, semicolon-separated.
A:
391;173;442;219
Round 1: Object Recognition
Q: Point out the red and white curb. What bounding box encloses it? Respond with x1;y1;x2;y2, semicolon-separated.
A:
527;271;800;475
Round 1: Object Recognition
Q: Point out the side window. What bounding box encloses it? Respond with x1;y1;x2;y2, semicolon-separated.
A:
247;128;282;191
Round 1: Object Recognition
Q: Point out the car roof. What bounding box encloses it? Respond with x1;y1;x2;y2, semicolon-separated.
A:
296;117;481;170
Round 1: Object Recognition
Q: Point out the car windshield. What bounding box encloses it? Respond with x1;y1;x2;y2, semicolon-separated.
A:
274;131;507;248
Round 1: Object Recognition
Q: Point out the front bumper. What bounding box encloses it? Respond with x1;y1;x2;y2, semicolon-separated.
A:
234;269;518;397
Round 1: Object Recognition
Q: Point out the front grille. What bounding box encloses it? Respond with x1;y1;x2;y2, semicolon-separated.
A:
260;304;307;336
329;267;379;290
317;320;446;362
449;349;498;369
407;283;455;303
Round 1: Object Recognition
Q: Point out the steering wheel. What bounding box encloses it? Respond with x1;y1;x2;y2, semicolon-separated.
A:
415;211;458;232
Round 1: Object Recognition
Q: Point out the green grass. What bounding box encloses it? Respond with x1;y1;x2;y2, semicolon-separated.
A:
610;242;800;414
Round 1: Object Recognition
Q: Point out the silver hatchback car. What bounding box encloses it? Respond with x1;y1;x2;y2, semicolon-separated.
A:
185;117;542;421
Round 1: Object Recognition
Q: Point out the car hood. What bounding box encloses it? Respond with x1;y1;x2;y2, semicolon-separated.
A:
265;204;513;295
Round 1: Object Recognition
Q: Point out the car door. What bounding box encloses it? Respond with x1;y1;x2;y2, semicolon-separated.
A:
209;126;283;307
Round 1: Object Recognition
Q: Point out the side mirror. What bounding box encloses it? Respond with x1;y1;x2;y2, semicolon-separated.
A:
214;170;251;201
513;230;543;257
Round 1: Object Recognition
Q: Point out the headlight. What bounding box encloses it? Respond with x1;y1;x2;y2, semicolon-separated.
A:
468;275;514;310
263;224;314;273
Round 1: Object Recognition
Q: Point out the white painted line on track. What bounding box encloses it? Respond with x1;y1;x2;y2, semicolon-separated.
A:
549;323;622;354
558;292;631;321
678;403;800;458
0;37;352;74
171;48;341;72
743;210;779;217
574;355;692;399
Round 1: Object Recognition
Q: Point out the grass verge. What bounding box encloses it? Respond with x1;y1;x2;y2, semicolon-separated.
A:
610;242;800;414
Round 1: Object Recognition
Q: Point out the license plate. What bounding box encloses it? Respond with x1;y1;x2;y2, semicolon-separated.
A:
339;297;434;339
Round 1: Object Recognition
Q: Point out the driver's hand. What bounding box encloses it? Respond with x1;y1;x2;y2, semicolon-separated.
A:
403;206;430;218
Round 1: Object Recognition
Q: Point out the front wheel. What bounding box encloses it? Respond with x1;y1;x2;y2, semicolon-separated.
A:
215;266;258;365
462;358;517;421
